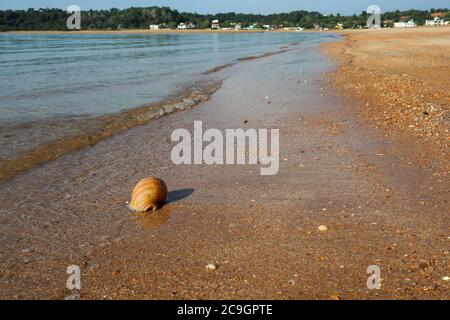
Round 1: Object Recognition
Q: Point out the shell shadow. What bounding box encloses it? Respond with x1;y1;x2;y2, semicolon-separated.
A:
166;188;195;204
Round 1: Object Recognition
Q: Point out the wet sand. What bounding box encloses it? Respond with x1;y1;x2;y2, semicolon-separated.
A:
0;32;449;299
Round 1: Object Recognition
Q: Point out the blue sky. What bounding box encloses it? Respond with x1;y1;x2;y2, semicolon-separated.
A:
0;1;448;15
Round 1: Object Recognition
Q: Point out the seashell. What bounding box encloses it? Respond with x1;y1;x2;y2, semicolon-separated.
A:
130;177;168;212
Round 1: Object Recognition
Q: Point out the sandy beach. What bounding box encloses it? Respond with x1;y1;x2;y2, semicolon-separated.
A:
324;27;449;167
0;28;448;300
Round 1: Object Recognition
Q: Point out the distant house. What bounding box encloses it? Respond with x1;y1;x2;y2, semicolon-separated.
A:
246;22;262;30
177;23;187;30
335;23;343;30
230;22;242;30
394;20;416;28
211;19;220;29
425;16;448;26
406;20;416;28
149;24;160;30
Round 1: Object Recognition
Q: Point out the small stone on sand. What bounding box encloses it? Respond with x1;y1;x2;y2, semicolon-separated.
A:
330;293;341;300
206;263;218;272
318;225;329;232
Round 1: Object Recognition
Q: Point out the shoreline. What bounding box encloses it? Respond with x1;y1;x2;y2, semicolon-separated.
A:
0;80;222;182
0;46;295;182
2;25;449;35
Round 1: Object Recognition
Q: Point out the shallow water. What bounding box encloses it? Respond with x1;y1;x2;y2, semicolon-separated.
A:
0;32;337;122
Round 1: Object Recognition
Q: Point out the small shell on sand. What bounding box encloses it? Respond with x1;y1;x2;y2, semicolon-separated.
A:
206;263;218;272
318;225;329;232
129;177;167;212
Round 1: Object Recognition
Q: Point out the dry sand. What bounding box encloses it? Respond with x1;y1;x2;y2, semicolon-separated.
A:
324;27;449;169
0;29;448;300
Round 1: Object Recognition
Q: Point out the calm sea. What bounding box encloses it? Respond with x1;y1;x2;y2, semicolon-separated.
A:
0;32;336;122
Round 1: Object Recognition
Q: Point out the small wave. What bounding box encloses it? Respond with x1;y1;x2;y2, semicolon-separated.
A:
0;79;222;182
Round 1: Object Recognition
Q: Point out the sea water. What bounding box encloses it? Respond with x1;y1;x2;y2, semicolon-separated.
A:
0;32;336;122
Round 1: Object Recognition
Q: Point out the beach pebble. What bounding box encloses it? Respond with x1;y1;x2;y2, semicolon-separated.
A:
443;276;450;282
418;260;431;269
318;225;329;232
206;263;218;272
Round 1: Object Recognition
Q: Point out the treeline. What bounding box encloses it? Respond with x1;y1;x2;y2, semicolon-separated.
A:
0;7;449;31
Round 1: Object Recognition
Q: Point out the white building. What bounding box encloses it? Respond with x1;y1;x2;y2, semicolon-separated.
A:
177;23;187;30
406;20;416;28
394;20;416;28
229;22;242;30
425;17;449;26
149;24;160;30
211;19;220;29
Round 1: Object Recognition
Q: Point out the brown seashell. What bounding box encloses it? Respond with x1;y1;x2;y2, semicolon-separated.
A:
130;177;168;212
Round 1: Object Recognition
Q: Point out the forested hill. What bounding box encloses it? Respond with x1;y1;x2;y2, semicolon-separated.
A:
0;6;449;31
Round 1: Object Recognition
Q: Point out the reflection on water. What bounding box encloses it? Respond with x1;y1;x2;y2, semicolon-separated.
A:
133;205;173;230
